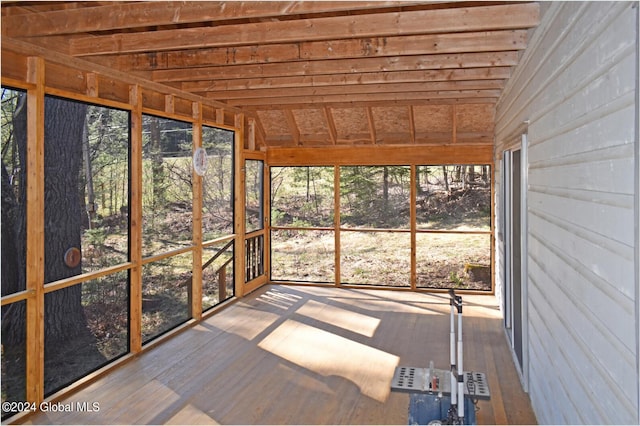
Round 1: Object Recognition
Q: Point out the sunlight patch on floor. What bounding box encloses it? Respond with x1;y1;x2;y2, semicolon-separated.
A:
296;299;380;337
210;304;280;340
166;403;220;425
258;319;399;402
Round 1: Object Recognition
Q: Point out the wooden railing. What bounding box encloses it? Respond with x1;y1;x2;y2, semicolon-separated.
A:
245;234;264;283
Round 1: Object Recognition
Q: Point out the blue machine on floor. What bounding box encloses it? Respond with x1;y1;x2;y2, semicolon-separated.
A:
408;394;476;426
390;290;490;425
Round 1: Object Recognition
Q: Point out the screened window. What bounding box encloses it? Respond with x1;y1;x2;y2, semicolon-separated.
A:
271;166;335;284
41;96;131;396
340;166;410;229
245;159;264;233
416;165;491;291
202;126;234;241
1;88;28;417
142;115;193;257
1;88;27;297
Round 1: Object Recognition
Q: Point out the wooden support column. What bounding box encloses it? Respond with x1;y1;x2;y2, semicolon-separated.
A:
25;56;45;405
263;162;271;283
129;84;143;353
334;166;341;287
191;101;203;320
410;165;417;289
234;113;246;297
247;117;256;151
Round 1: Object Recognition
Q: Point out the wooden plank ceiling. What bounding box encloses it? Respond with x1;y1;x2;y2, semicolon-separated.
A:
1;1;540;148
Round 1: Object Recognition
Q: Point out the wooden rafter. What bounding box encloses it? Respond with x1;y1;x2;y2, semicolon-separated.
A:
67;3;539;56
153;52;519;83
201;80;505;102
408;106;416;144
323;107;338;145
2;1;428;37
1;1;541;148
366;107;377;144
284;109;300;146
181;67;511;92
89;29;528;71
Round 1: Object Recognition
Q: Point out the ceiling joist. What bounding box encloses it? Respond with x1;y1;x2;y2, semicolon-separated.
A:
67;3;539;56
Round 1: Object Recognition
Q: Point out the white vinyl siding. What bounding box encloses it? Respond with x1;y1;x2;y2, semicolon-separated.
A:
494;2;638;424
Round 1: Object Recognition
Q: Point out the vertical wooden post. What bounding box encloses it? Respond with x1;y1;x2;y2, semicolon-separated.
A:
263;162;271;282
129;84;143;353
234;113;245;297
191;102;203;320
25;56;45;405
410;165;417;290
334;166;341;287
247;117;256;151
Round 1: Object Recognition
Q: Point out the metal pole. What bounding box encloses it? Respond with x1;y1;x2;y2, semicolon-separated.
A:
457;298;464;422
450;294;457;410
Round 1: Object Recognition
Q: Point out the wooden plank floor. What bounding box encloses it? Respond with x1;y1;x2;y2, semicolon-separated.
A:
22;285;537;425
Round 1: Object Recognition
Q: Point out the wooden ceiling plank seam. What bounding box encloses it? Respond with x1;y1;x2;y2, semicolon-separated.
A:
96;29;528;71
152;51;520;83
67;3;540;56
181;67;512;92
3;1;429;38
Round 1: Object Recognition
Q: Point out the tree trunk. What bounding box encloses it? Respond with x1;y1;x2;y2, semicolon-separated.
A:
442;166;450;193
43;97;89;343
1;92;28;344
383;166;389;203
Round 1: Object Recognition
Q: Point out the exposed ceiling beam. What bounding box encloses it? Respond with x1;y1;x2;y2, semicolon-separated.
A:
3;1;428;37
68;3;539;56
153;51;519;82
181;67;511;92
92;30;528;71
198;80;506;100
